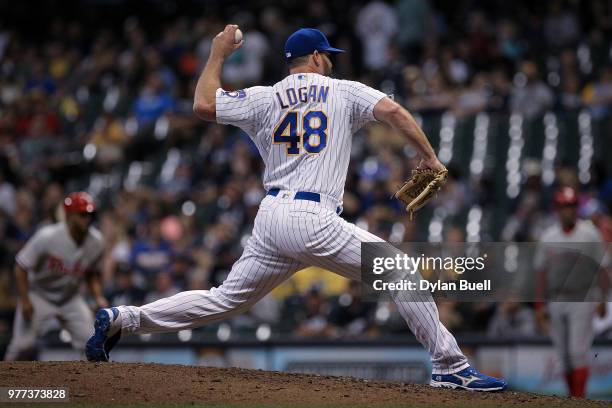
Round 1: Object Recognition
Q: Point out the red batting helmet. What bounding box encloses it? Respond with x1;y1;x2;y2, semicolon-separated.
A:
64;192;96;213
553;186;578;207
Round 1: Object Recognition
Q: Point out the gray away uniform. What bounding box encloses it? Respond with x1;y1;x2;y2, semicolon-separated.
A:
4;222;104;361
537;220;608;370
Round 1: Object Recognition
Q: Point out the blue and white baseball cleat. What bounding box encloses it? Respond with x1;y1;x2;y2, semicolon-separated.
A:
430;366;507;391
85;307;122;362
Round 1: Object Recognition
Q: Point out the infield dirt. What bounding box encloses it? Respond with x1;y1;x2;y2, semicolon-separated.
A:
0;361;610;407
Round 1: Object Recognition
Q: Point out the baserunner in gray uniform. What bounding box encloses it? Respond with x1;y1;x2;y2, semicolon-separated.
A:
4;192;107;360
535;186;609;398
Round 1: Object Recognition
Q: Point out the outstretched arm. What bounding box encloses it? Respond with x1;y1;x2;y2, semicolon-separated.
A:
15;264;33;321
193;24;243;122
373;97;444;172
86;268;108;310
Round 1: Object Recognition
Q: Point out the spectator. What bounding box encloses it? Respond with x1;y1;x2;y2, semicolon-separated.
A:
466;11;495;68
502;160;550;242
510;61;554;119
355;1;398;71
25;61;56;95
144;271;180;304
488;68;511;112
129;219;173;281
582;66;612;119
440;46;469;86
496;20;525;61
88;113;128;167
260;7;291;81
395;0;432;62
543;1;580;48
99;210;132;286
168;253;194;291
0;172;16;217
329;281;376;337
558;74;583;111
431;167;471;217
407;71;454;113
106;264;146;307
487;300;536;338
132;72;174;126
233;294;281;329
293;287;335;338
453;73;490;117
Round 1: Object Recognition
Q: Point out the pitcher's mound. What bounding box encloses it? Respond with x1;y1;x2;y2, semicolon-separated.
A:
1;362;608;407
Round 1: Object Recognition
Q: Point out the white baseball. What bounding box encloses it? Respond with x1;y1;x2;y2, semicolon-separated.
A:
234;29;243;44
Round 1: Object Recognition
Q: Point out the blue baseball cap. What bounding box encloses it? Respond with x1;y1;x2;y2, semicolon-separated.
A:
284;28;345;61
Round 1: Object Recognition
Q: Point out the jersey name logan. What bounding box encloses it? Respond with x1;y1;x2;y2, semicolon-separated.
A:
275;85;329;108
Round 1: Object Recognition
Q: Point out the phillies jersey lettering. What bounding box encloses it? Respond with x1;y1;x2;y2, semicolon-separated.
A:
16;222;105;304
46;255;85;277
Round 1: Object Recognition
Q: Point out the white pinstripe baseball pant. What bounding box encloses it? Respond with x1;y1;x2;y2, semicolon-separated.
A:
117;191;469;374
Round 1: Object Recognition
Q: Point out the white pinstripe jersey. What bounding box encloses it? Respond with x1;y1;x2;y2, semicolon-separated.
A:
216;73;387;202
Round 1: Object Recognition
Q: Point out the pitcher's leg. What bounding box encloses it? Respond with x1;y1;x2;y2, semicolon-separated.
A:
87;199;298;361
346;226;467;374
289;212;468;374
117;245;303;334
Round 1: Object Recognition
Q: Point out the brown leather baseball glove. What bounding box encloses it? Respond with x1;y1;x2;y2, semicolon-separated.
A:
394;168;448;219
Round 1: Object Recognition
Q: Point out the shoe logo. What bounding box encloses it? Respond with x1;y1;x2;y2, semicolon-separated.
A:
453;374;480;387
436;376;442;381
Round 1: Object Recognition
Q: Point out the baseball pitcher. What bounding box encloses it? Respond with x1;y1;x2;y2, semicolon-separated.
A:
86;26;506;391
4;192;107;360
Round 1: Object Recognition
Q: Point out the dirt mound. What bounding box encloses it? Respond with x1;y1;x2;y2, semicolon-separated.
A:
0;362;608;407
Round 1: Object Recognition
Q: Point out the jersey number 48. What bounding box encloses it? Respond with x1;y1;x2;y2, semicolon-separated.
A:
273;111;327;155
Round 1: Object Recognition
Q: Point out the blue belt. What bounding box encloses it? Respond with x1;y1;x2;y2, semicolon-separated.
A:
267;188;341;214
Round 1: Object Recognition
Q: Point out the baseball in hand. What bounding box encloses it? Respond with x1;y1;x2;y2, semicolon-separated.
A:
234;29;243;44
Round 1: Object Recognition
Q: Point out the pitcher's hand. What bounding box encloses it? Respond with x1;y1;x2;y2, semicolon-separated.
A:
211;24;243;59
418;157;447;173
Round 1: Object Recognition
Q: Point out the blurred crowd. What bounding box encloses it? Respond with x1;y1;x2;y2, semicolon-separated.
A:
0;0;611;345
